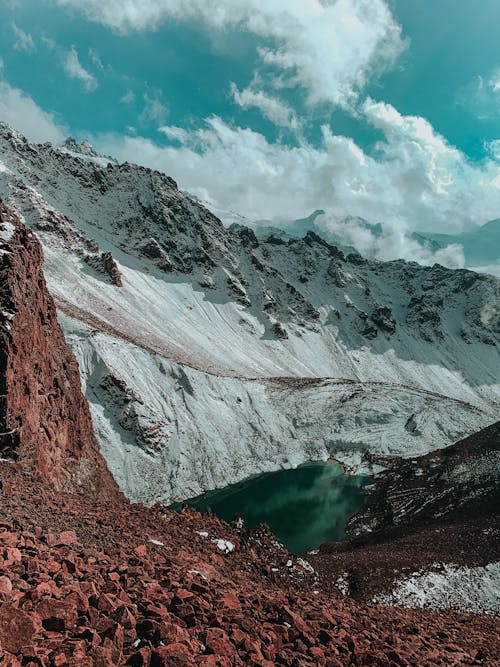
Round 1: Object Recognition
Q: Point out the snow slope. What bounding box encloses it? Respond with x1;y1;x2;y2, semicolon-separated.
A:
0;121;498;503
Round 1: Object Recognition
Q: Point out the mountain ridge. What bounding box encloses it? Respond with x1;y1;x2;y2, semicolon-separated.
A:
0;120;498;504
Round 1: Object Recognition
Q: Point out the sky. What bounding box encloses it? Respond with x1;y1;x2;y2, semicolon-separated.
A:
0;0;499;256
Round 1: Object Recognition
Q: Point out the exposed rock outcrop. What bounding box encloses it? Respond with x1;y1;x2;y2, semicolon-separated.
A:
0;201;117;497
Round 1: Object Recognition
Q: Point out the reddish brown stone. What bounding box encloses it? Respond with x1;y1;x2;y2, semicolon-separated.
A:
0;575;13;597
59;530;78;546
151;644;196;667
0;606;35;653
36;598;78;632
0;201;118;499
205;628;235;657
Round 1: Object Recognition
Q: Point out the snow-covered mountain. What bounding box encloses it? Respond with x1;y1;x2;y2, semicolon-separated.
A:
0;121;498;503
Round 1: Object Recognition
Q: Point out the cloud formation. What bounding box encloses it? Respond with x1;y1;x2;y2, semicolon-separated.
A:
11;22;35;52
64;47;98;91
57;0;405;111
139;91;168;125
96;102;500;233
456;68;500;120
230;83;300;130
0;81;66;143
314;213;466;269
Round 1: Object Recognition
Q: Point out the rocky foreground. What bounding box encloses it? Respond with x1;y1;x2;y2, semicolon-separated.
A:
1;465;499;666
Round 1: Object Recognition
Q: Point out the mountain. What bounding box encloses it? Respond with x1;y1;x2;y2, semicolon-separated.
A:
414;219;500;272
233;208;500;276
0;200;499;663
228;209;360;254
0;121;498;506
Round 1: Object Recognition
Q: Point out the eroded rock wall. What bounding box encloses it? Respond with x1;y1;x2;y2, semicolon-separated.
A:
0;200;117;497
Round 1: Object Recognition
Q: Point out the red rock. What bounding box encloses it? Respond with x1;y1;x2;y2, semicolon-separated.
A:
64;589;90;613
59;530;78;546
0;531;19;547
46;560;61;573
0;606;35;653
310;646;326;665
126;647;152;666
150;644;196;667
0;575;13;597
0;202;118;499
220;592;241;611
4;546;22;563
36;598;78;632
205;628;235;657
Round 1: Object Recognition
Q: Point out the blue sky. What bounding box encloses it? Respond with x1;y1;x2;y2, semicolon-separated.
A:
0;0;499;237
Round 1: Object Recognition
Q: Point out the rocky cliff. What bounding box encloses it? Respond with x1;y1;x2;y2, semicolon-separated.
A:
0;200;117;497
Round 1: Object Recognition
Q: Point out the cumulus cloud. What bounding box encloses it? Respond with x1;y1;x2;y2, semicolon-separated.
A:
56;0;405;111
64;46;98;91
0;80;66;143
95;102;500;232
11;22;35;52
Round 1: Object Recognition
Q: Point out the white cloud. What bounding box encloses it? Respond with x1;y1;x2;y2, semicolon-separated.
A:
89;48;104;70
0;80;66;143
139;91;168;125
485;140;500;161
64;46;98;91
95;103;500;233
41;35;57;50
159;125;188;142
315;213;466;269
120;90;135;105
56;0;406;110
456;68;500;119
230;82;300;129
11;22;35;52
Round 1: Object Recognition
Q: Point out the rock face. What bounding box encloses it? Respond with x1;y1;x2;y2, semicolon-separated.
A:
0;200;117;497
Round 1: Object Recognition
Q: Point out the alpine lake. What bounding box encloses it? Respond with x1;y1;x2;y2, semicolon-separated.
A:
172;461;371;554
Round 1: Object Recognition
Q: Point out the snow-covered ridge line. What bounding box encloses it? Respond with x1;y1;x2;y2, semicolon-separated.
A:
0;120;498;503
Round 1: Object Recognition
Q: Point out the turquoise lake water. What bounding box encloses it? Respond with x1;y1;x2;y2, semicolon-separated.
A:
175;461;370;554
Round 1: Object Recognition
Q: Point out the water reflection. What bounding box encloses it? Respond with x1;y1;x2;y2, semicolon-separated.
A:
174;461;370;554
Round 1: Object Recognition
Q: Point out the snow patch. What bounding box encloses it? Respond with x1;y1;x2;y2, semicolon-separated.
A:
374;562;500;615
0;221;15;242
